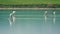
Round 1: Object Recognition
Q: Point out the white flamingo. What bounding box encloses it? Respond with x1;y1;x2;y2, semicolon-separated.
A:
53;11;56;24
9;11;16;26
44;11;48;23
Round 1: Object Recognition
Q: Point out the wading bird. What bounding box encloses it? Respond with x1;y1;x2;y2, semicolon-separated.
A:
9;11;16;26
53;11;56;24
44;11;48;23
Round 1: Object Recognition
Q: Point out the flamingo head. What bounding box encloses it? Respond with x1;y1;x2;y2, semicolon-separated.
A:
53;11;55;14
13;11;16;13
45;11;47;13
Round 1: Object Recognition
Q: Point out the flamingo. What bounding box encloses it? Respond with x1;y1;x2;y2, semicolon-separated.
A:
53;11;56;24
9;11;16;26
44;11;48;24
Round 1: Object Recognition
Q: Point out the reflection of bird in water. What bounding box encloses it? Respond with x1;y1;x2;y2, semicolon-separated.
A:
44;11;48;23
53;11;56;24
9;11;16;26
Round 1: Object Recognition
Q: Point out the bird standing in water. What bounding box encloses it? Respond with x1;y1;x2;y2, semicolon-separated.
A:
53;11;56;24
44;11;48;23
9;11;16;26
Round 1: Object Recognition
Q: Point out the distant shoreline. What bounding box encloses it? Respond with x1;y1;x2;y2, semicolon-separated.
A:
0;8;60;10
0;4;60;8
0;4;60;10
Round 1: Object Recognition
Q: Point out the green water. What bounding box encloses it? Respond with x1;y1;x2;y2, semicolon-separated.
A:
0;10;60;34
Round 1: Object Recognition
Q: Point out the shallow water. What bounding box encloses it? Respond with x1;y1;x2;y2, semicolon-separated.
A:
0;10;60;34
